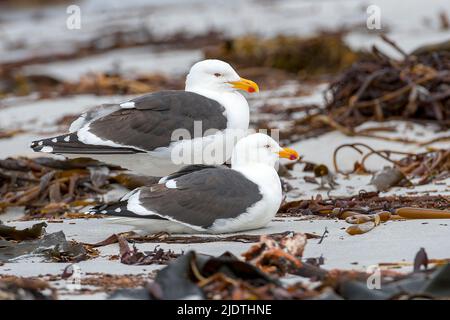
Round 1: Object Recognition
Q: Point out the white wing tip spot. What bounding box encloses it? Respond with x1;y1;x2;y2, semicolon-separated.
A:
38;141;43;146
165;180;177;189
51;138;57;143
100;210;107;214
41;146;53;153
114;208;122;213
64;136;70;142
120;101;135;108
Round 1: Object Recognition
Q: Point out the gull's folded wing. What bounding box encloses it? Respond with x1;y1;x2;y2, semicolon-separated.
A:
32;91;227;154
88;167;263;230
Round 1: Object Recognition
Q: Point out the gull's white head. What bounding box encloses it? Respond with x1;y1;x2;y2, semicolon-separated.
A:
231;133;299;168
185;59;259;94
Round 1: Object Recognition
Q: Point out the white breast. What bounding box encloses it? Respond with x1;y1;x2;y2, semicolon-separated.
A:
209;164;282;233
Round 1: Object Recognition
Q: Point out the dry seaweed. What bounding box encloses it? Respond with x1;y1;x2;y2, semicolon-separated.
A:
0;272;150;297
86;231;321;248
242;232;306;276
325;36;450;129
147;251;280;300
0;221;46;240
0;157;127;217
279;193;450;218
264;37;450;146
80;273;152;294
332;143;449;185
118;236;181;265
396;148;450;184
0;276;55;300
105;230;450;300
109;248;450;300
396;207;450;219
44;239;98;263
0;228;96;263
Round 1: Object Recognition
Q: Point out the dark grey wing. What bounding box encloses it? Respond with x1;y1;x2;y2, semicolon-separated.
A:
160;164;227;182
92;167;263;229
87;91;227;152
139;168;263;228
69;103;120;132
31;133;143;154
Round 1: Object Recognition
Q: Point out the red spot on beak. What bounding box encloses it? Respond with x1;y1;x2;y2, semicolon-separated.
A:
247;87;255;93
289;154;297;160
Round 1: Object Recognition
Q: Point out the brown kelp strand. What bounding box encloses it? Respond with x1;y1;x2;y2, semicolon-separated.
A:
278;193;450;218
0;157;127;217
325;36;450;129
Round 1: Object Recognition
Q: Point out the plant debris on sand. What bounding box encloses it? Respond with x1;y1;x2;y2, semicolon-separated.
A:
325;35;450;129
108;235;450;300
0;276;55;300
117;236;181;266
0;221;98;263
242;232;307;275
280;193;450;235
0;157;143;218
86;231;321;248
279;193;450;217
261;36;450;144
332;143;450;184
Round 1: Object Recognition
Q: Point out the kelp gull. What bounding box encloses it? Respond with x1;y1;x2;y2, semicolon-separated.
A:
30;60;259;176
87;133;299;234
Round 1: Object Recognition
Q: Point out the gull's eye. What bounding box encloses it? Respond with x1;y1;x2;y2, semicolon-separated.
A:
214;73;222;77
264;144;271;149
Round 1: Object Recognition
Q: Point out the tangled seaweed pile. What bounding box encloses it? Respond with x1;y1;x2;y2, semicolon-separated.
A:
108;233;450;300
255;37;450;145
0;157;126;218
325;36;450;129
332;143;450;182
280;193;450;235
280;193;450;217
396;148;450;184
3;229;450;300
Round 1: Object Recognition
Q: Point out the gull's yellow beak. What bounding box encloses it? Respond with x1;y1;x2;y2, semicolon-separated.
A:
229;77;259;93
278;148;299;161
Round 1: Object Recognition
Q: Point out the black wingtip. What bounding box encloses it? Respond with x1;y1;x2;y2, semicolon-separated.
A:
30;140;38;147
30;139;43;151
30;134;70;153
85;202;130;217
30;140;55;153
30;133;80;153
31;132;143;155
